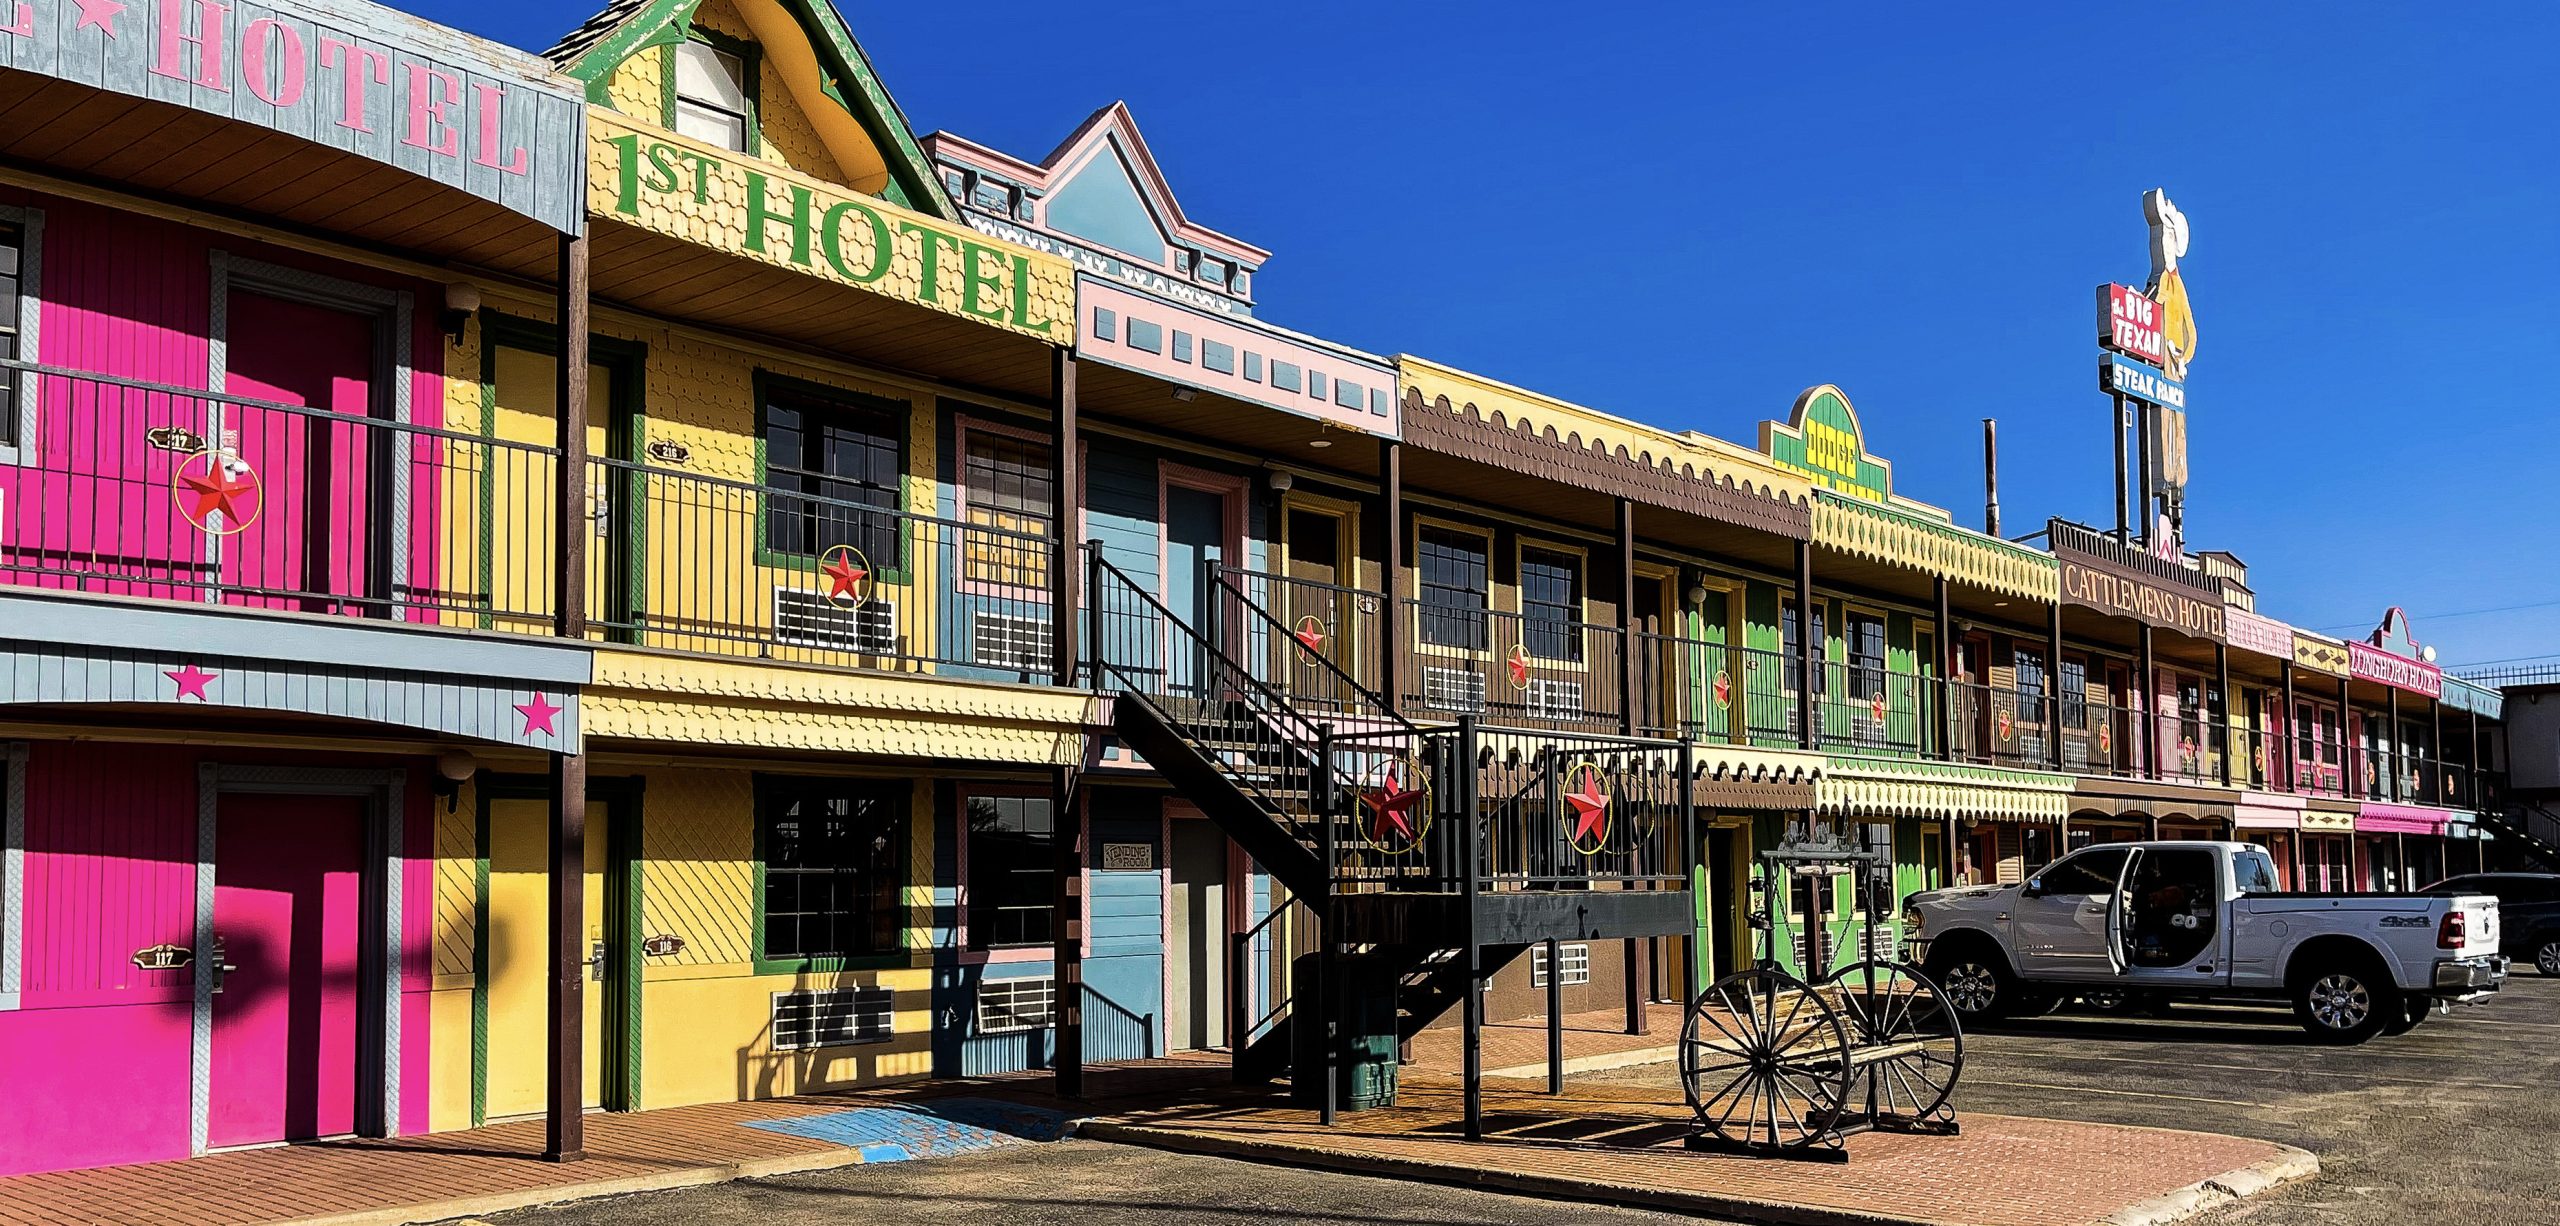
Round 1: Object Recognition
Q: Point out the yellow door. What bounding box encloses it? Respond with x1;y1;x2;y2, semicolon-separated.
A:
487;345;618;634
485;796;610;1120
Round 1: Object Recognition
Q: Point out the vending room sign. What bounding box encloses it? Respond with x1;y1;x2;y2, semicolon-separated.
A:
592;111;1074;342
0;0;585;232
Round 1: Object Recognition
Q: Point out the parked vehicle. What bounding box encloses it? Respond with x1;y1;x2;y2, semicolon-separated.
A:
1906;841;2506;1044
2424;872;2560;977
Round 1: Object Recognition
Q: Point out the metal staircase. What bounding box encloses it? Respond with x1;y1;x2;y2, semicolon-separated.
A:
1085;548;1696;1116
2476;798;2560;870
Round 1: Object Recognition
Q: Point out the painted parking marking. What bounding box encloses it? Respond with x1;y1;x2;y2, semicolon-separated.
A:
2029;1052;2528;1091
743;1098;1078;1163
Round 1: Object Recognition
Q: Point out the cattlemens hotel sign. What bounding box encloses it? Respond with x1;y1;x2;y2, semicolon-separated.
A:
0;0;585;232
2055;547;2227;641
591;112;1073;342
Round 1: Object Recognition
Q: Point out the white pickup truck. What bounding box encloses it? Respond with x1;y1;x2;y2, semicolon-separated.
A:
1905;840;2506;1043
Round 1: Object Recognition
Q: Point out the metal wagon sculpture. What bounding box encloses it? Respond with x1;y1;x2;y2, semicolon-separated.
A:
1680;839;1963;1161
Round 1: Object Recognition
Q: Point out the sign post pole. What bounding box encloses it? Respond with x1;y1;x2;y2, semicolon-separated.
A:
2112;392;2130;545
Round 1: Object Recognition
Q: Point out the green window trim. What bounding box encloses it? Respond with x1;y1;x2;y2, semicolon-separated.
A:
749;773;917;976
749;368;917;585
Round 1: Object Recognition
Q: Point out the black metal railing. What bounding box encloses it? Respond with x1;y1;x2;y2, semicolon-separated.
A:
0;358;559;632
1947;681;2055;771
1628;636;1798;748
1815;663;1936;759
2048;517;2223;595
1398;598;1626;732
586;455;1064;681
1216;565;1386;715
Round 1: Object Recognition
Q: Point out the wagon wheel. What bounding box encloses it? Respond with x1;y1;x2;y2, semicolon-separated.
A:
1681;967;1853;1152
1821;960;1964;1125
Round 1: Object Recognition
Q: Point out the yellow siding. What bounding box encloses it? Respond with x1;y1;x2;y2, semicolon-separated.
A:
634;770;938;1110
607;45;663;121
429;781;478;1133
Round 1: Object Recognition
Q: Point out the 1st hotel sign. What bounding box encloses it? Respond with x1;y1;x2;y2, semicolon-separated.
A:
591;111;1074;342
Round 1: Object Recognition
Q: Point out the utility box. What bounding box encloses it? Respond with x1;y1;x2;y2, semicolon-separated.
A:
1289;953;1398;1111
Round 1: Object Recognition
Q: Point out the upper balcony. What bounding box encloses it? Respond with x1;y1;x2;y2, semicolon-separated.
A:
0;360;1070;685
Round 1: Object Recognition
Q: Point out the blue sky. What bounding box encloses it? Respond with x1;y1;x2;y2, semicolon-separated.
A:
460;2;2560;671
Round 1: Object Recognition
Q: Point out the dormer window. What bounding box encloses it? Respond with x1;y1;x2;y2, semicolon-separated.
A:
673;39;751;152
1195;257;1226;288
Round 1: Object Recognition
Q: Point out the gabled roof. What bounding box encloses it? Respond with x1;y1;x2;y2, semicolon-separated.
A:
544;0;959;221
924;101;1269;267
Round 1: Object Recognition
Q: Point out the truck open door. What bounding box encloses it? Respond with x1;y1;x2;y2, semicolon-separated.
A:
2105;847;2141;977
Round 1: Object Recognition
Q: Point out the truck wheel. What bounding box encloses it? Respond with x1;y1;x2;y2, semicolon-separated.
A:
2293;961;2400;1045
1926;945;2013;1025
2536;938;2560;978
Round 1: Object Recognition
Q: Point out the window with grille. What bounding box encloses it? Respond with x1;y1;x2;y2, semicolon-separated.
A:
673;39;751;151
2014;647;2047;715
970;612;1053;672
761;387;904;567
771;987;892;1050
1520;547;1582;663
1423;666;1486;714
757;778;905;964
2178;675;2203;758
966;793;1054;949
976;977;1056;1034
1529;943;1590;987
2059;658;2088;728
1846;612;1886;701
1781;600;1825;695
0;219;22;444
1417;528;1489;649
960;427;1053;588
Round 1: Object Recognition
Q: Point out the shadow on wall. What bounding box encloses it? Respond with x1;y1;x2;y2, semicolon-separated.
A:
735;966;932;1102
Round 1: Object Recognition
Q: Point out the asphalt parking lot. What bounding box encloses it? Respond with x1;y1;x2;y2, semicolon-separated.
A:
1593;969;2560;1224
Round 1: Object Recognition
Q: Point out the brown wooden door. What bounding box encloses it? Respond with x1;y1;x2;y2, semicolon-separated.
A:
1281;507;1357;699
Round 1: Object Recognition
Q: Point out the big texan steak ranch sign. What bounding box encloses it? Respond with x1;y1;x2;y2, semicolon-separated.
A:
0;0;585;232
2057;552;2226;641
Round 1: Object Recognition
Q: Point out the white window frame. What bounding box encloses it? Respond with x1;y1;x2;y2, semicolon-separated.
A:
0;205;44;466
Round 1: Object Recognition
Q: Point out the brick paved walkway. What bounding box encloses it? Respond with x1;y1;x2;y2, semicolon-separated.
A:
1405;1002;1688;1078
0;1062;1226;1226
1089;1073;2307;1226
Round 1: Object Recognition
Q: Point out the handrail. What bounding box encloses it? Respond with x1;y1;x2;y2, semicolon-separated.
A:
1209;561;1416;736
1089;550;1323;732
591;453;1049;547
0;355;561;455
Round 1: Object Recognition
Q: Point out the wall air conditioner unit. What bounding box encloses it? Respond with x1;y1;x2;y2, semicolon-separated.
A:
770;987;893;1051
971;612;1054;672
1422;665;1487;714
775;587;898;654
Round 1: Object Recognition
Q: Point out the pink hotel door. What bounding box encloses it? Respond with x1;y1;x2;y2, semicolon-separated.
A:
206;793;368;1148
222;291;380;614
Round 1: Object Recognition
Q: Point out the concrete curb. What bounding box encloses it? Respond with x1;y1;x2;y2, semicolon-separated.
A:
268;1145;872;1226
1085;1121;2318;1226
2098;1145;2320;1226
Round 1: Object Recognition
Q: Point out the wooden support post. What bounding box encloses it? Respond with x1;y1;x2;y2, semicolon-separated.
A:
1052;763;1084;1098
2137;625;2157;780
1795;541;1815;751
2281;662;2298;792
2341;676;2358;800
2047;599;2065;769
1935;579;1953;762
2387;687;2402;802
1051;352;1079;685
1380;439;1403;714
544;231;589;1165
1458;717;1483;1140
544;751;586;1162
2431;700;2446;805
1618;497;1637;735
2216;643;2232;786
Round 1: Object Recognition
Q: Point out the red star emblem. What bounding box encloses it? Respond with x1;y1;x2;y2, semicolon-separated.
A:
2180;737;2196;762
1360;766;1425;848
1997;710;2014;740
176;456;259;529
1506;644;1532;689
1713;670;1731;709
1293;616;1326;654
2099;725;2112;753
1565;766;1610;852
1871;692;1888;721
819;546;870;606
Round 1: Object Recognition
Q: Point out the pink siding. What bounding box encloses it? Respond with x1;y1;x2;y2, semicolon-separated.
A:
0;187;451;621
3;743;442;1171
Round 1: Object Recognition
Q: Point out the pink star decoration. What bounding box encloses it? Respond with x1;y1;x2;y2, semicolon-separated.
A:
516;692;563;737
1565;770;1610;849
1506;644;1532;688
165;663;216;701
1293;617;1326;653
72;0;124;37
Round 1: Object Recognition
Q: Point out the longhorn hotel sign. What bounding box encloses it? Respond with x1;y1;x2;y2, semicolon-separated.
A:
2055;547;2226;641
593;111;1075;342
0;0;585;232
